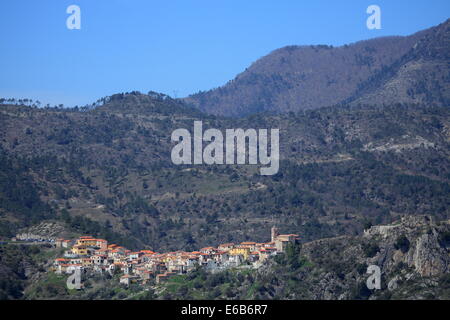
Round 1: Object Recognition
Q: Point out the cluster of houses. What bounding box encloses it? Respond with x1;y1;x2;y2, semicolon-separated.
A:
52;227;299;287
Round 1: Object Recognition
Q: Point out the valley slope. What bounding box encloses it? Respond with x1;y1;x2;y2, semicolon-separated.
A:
1;95;449;254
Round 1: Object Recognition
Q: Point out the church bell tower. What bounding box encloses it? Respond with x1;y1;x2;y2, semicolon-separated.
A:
271;226;279;243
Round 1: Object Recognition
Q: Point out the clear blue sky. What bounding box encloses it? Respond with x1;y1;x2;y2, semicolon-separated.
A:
0;0;448;107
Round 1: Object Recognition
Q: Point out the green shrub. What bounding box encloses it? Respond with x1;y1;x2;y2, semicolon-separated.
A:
362;242;380;258
394;235;410;253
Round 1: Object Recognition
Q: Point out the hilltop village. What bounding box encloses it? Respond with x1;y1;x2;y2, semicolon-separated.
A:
51;227;299;286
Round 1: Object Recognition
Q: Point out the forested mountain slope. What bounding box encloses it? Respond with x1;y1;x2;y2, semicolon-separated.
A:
185;19;449;117
1;94;449;253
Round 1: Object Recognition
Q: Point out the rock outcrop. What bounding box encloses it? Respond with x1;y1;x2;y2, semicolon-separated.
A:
256;215;450;299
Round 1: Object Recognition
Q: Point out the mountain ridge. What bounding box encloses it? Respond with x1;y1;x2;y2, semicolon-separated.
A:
184;19;449;117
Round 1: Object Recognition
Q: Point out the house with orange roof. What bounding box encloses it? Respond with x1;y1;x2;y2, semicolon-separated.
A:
211;251;229;264
76;237;98;247
62;240;72;248
54;258;69;266
229;246;250;260
258;247;277;261
119;274;139;286
128;251;142;261
240;241;257;251
180;255;199;271
134;267;153;279
140;250;155;255
199;252;212;264
109;248;127;260
95;239;108;249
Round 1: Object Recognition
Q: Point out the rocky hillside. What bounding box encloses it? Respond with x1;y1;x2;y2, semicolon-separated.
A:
184;19;450;117
296;215;450;299
1;97;449;255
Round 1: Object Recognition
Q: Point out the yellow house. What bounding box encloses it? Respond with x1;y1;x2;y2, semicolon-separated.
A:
72;245;88;256
229;247;250;260
240;241;257;251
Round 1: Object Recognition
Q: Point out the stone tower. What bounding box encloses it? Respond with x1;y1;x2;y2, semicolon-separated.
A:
271;226;279;243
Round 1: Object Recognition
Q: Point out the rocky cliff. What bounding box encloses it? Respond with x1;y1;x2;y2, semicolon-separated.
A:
249;215;450;300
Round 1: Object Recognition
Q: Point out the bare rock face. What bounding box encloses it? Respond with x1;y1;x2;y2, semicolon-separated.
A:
407;231;449;277
15;221;68;241
364;215;450;277
286;215;450;299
